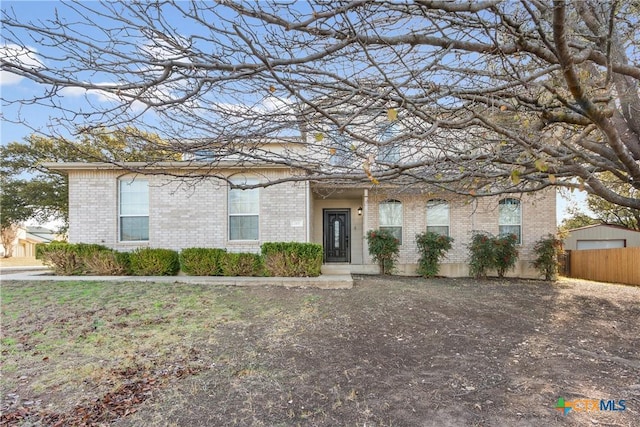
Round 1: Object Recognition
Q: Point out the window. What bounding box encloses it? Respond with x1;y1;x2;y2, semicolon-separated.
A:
427;199;450;236
229;179;259;240
379;199;403;243
119;179;149;241
328;129;353;166
377;123;400;164
499;198;521;244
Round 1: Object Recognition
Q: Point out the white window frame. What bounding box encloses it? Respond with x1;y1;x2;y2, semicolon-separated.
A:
379;199;403;244
426;199;450;236
119;178;149;242
499;198;522;244
228;178;260;241
377;123;400;164
328;130;353;167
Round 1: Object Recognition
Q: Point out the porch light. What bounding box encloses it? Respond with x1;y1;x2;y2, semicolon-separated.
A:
357;206;363;216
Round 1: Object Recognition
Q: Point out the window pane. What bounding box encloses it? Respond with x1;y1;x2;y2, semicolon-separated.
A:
499;199;521;244
499;199;520;225
120;180;148;216
229;188;259;214
378;145;400;163
427;200;449;227
379;201;402;226
380;226;402;243
120;217;149;241
499;225;521;243
378;123;400;163
427;226;449;237
229;215;259;240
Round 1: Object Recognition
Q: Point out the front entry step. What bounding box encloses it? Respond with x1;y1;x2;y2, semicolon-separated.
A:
321;264;351;275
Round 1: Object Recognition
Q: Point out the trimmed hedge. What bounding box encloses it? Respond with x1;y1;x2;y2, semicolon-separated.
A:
129;248;180;276
36;242;323;277
221;252;264;276
36;242;129;275
261;242;323;277
180;248;227;276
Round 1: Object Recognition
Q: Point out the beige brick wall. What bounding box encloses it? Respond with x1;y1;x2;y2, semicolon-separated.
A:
67;169;309;253
364;188;557;276
66;167;556;277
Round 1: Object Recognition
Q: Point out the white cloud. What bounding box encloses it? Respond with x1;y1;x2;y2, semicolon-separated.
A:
0;44;44;86
60;83;147;113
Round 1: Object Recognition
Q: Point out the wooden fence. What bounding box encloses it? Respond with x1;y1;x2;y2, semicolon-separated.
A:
568;247;640;286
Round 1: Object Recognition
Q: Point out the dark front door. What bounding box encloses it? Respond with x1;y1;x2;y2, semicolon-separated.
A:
323;209;350;263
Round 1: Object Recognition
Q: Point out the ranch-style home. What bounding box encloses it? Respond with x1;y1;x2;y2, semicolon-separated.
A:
46;151;555;278
45;92;557;277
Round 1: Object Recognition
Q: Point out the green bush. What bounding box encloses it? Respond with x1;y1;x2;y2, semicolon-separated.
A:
129;248;180;276
415;231;454;278
493;234;519;278
180;248;227;276
366;229;400;275
220;252;264;276
36;242;125;275
468;232;519;279
468;232;497;279
261;242;323;277
531;234;563;280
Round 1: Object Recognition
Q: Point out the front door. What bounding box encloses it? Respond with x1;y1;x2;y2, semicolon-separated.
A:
323;209;350;262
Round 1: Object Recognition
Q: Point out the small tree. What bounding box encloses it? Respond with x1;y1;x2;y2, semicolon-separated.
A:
468;232;495;279
468;231;520;279
531;234;564;281
1;224;19;258
415;231;454;278
494;234;519;278
366;229;400;275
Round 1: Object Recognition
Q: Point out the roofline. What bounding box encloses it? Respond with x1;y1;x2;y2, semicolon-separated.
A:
43;161;299;172
567;223;640;233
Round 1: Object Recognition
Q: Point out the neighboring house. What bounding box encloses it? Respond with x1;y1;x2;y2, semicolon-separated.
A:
0;226;61;258
563;224;640;250
45;157;556;277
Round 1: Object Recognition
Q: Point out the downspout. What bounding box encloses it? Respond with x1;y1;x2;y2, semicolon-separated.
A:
305;180;311;242
363;189;369;264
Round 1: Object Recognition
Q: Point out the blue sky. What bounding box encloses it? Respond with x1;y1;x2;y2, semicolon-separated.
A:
1;1;591;224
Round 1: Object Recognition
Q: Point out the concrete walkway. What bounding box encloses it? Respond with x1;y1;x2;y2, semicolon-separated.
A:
0;267;353;289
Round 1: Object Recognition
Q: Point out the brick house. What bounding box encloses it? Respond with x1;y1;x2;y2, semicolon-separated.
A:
46;155;556;277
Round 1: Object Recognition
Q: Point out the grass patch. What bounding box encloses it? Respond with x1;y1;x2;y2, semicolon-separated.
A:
2;277;639;427
0;280;249;420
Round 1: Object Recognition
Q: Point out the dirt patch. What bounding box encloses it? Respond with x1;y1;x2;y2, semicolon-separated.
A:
2;277;639;426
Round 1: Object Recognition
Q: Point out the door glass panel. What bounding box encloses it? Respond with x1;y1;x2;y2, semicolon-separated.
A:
334;220;340;248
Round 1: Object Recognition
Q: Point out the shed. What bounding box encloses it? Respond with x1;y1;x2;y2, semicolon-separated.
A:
563;224;640;250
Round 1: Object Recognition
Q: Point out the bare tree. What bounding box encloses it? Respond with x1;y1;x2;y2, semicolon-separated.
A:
1;0;638;208
1;224;19;258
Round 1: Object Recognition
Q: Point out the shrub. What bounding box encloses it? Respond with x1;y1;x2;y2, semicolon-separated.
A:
468;232;520;279
531;234;564;280
220;252;264;276
180;248;227;276
468;232;496;279
261;242;323;277
83;250;131;275
415;231;454;278
37;242;84;275
366;229;400;275
36;242;122;275
129;248;180;276
493;234;519;278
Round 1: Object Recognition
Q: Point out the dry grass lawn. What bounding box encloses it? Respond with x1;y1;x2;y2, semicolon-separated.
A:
1;276;639;426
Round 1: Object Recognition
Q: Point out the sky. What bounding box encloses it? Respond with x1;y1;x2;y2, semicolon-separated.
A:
0;0;592;225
